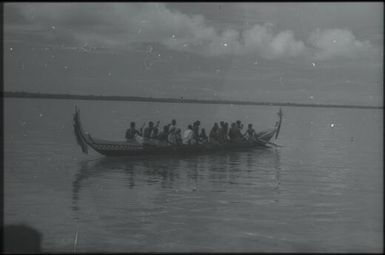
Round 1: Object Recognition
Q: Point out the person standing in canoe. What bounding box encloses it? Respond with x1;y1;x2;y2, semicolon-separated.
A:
125;122;142;142
168;126;177;144
192;120;201;144
166;119;177;144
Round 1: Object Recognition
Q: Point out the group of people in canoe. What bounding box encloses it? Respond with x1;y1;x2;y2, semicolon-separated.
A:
125;119;266;146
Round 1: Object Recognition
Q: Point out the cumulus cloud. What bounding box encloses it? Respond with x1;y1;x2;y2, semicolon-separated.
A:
5;3;374;61
308;28;373;60
5;3;307;59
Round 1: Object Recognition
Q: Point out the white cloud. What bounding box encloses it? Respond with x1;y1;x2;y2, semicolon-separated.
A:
6;3;307;59
5;3;375;61
308;28;373;60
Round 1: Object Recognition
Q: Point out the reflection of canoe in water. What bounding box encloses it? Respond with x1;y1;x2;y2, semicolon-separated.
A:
73;107;283;157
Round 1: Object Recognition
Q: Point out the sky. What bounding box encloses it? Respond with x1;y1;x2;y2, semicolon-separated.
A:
4;2;383;106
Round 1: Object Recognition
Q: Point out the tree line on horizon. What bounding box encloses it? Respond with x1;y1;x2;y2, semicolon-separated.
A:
2;90;381;109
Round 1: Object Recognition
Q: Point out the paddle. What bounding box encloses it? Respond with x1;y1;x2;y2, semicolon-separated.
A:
139;122;146;136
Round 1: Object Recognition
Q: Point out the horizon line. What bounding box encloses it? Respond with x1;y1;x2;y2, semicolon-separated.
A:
2;91;383;110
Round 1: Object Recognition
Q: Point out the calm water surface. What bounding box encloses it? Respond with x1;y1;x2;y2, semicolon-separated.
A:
4;98;383;252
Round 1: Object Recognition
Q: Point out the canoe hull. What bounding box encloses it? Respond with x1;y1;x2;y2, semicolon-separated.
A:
93;142;270;157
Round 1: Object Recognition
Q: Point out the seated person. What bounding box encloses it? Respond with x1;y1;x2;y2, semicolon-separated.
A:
223;122;229;142
209;123;220;144
218;121;227;143
244;124;256;141
158;125;170;144
229;122;244;142
125;122;141;142
151;122;160;139
228;122;236;141
183;125;193;145
199;128;209;143
143;121;154;138
175;128;183;145
169;119;177;133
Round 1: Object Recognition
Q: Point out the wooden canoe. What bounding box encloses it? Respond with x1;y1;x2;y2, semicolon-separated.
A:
73;107;283;157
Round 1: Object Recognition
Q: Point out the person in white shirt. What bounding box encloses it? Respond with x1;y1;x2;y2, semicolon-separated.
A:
183;125;193;144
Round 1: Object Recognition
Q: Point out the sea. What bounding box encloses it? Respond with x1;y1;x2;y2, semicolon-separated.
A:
4;98;383;252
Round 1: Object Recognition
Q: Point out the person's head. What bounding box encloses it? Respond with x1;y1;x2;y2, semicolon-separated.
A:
231;122;236;128
172;119;176;125
188;125;193;130
236;120;241;126
149;121;154;127
176;128;181;134
248;124;252;128
214;123;218;128
130;122;136;128
220;121;224;126
201;128;206;134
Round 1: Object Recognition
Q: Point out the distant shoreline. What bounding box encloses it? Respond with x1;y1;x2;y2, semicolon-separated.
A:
3;91;382;110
